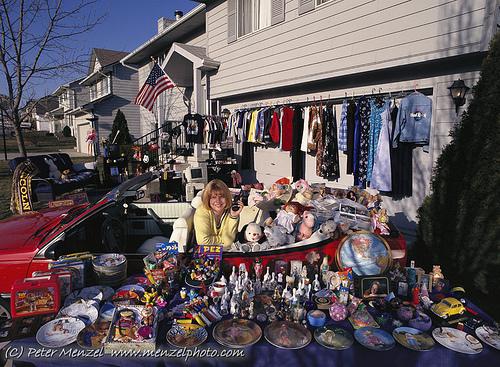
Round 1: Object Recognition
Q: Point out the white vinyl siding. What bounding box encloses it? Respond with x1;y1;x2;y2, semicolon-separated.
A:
208;0;493;99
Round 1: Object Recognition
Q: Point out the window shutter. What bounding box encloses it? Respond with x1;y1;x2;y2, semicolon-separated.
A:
298;0;315;15
271;0;285;25
227;0;237;43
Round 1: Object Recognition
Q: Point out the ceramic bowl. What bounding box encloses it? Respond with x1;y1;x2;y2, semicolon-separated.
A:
307;310;326;327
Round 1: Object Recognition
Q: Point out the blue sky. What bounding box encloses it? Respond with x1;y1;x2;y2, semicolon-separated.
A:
1;0;198;100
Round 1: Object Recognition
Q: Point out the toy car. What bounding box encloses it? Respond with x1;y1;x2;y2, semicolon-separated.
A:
431;297;466;319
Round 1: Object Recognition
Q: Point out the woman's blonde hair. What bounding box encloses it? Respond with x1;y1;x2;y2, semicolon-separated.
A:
201;179;232;210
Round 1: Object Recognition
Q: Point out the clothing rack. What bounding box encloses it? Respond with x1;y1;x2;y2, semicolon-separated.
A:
233;87;433;111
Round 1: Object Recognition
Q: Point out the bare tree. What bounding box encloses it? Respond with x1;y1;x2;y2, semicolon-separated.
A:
0;0;105;156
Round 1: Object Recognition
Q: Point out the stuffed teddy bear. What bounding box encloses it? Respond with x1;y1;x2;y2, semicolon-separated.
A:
319;220;337;239
233;223;267;252
296;211;316;242
44;158;61;180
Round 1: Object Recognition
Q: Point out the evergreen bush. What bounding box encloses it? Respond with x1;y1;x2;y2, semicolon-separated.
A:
416;33;500;319
62;125;71;137
109;109;132;145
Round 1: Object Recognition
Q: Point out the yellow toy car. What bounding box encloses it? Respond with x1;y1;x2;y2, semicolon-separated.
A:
431;297;466;319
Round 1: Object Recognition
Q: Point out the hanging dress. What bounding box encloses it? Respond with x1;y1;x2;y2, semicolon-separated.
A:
367;99;386;182
300;106;310;152
346;100;357;175
320;105;340;180
370;101;392;191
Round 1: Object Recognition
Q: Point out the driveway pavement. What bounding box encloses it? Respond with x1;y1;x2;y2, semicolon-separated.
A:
0;149;92;161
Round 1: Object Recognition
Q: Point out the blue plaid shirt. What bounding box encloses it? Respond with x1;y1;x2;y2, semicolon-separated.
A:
338;100;348;151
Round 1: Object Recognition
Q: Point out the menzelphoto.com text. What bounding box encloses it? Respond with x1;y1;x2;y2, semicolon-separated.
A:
4;345;245;361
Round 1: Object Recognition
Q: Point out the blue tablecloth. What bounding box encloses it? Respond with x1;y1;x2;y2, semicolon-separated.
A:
2;300;499;367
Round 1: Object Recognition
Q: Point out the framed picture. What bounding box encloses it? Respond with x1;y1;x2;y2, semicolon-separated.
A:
418;273;433;292
361;276;390;299
274;260;287;277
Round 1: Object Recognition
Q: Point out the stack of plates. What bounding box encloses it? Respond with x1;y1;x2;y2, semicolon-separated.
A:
92;254;127;287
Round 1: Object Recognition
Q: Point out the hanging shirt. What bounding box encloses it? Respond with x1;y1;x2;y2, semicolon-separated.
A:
247;109;259;143
370;101;392;191
338;100;348;152
281;106;295;151
300;106;310;152
393;91;432;152
307;106;321;153
183;113;204;144
269;109;281;144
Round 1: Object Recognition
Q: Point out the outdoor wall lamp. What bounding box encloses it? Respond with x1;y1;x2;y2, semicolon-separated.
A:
448;79;470;114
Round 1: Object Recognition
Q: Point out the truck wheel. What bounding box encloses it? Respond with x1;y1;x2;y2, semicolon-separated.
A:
0;298;11;324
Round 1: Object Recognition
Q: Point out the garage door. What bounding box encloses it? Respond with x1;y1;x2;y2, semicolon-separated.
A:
77;122;91;154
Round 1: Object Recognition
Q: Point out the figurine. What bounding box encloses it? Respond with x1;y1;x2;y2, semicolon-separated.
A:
269;272;277;290
273;287;282;302
114;309;138;342
239;263;247;277
141;306;154;327
254;258;263;280
320;256;329;279
229;266;238;290
305;283;312;300
249;301;255;319
230;292;239;315
254;278;262;295
141;286;158;306
411;285;420;306
277;272;284;285
313;274;321;292
300;266;308;284
219;275;227;285
432;265;444;285
263;267;271;283
220;289;231;315
291;288;299;306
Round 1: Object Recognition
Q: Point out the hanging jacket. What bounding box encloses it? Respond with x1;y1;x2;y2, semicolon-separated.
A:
392;91;432;152
269;109;281;144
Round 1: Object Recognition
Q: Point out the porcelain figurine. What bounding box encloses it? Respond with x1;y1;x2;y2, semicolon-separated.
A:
249;301;255;319
273;287;282;302
254;258;263;280
305;283;312;300
269;272;277;290
254;278;262;295
263;267;271;283
313;274;321;292
320;256;329;279
229;266;238;290
220;289;230;315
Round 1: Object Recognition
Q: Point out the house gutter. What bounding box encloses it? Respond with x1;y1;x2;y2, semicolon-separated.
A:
120;3;205;71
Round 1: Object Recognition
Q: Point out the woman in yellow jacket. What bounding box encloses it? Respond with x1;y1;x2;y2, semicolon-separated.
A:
194;179;243;250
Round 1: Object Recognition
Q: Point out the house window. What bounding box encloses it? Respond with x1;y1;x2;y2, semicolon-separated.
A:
90;75;111;101
238;0;271;37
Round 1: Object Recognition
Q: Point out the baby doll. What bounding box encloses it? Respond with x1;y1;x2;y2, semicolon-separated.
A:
296;211;316;242
274;202;302;234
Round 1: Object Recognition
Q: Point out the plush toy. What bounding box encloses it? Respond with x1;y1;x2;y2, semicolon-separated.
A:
233;223;267;252
264;225;294;248
245;223;264;243
44;158;61;180
60;169;72;181
295;179;310;194
319;220;337;239
296;211;316;242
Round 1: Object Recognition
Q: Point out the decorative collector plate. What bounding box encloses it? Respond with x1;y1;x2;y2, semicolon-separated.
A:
213;318;262;348
432;327;483;354
314;326;353;350
58;301;99;325
77;319;111;349
392;327;435;351
36;317;86;348
475;325;500;350
264;321;312;350
354;327;395;351
167;324;208;348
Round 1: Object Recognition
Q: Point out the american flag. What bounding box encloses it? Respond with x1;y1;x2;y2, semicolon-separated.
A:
134;63;174;111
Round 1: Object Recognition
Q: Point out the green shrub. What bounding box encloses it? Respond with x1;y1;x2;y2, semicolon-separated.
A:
416;33;500;319
62;126;71;137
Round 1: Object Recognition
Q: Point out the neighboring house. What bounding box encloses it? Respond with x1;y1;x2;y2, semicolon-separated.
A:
71;48;141;155
51;78;86;136
26;95;61;132
123;0;498;241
